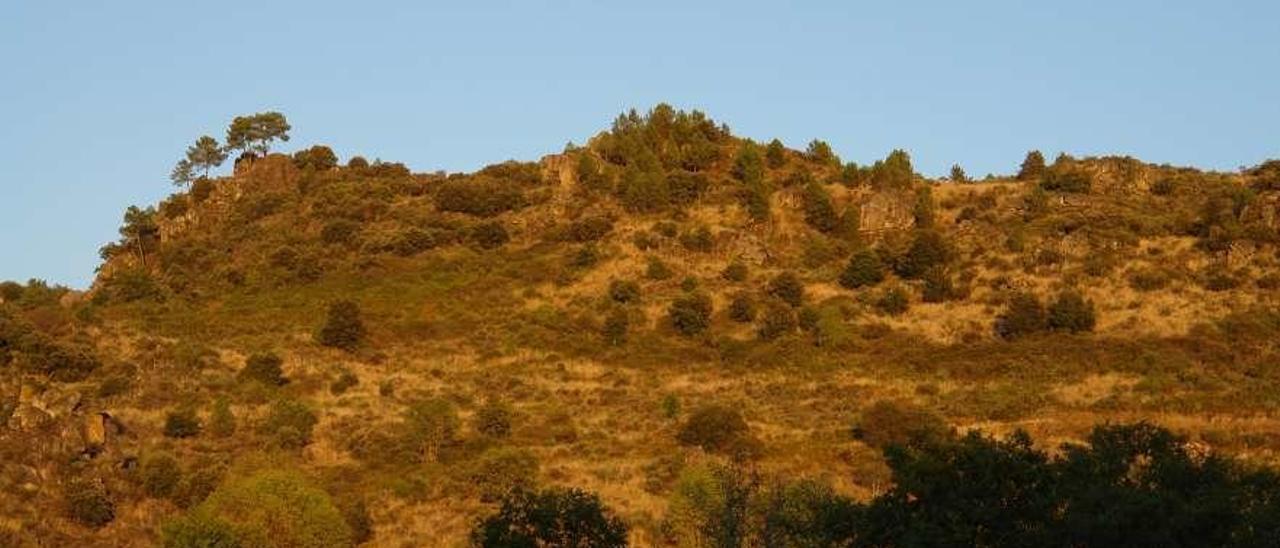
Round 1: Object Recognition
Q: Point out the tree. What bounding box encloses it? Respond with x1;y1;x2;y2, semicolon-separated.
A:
912;185;936;228
766;271;805;307
405;398;459;463
186;135;228;179
1047;290;1096;333
950;164;969;183
806;139;840;167
318;300;365;351
472;488;628;548
118;205;159;268
225;112;291;156
870;149;914;190
840;249;885;289
1018;150;1046;181
756;299;797;340
167;469;352;547
765;138;787;168
668;292;713;336
732;142;765;185
802;182;839;233
170;159;195;187
893;230;950;279
996;292;1046;340
292;145;338;171
240;352;287;386
676;404;758;458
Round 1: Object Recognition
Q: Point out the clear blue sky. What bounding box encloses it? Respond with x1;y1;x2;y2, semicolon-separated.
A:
2;1;1277;288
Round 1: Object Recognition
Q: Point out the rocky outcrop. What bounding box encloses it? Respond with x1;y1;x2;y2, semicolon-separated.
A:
858;190;915;234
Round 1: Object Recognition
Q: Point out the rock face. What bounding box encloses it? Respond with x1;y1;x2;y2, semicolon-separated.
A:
858;190;915;234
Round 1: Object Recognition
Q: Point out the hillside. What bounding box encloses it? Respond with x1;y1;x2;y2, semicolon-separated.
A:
4;105;1280;546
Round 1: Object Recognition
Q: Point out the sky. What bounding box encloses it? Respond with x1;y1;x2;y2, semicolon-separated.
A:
2;1;1278;288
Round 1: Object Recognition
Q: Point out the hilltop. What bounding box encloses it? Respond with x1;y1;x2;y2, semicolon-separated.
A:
4;105;1280;546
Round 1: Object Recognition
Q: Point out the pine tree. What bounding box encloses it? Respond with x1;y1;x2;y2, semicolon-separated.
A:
1018;150;1046;181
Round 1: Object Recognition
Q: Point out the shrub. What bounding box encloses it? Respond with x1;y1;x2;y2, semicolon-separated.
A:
913;185;936;228
240;352;287;386
569;244;600;269
602;308;629;346
292;145;339;171
347;156;369;168
209;397;235;438
802;182;839;233
756;299;797;340
435;178;524;217
676;404;759;459
471;221;510;250
680;226;715;252
164;407;202;439
190;177;215;203
1047;290;1096;333
174;469;352;547
852;400;950;449
405;398;459;463
765;139;787;168
766;271;805;307
806;139;840;166
840;250;885;289
668;171;710;206
645;257;673;280
728;292;756;323
1204;272;1241;292
330;370;359;396
140;453;183;499
339;498;374;545
173;464;224;510
894;230;950;279
469;448;540;502
318;300;365;351
565;216;614;242
996;292;1047;340
474;400;514;439
607;279;641;304
722;261;749;282
732;142;765;184
1017;150;1046;181
921;267;954;303
1128;268;1170;291
875;287;910;316
263;399;318;450
160;513;240;547
390;227;442;256
679;276;699;292
64;477;115;528
472;488;628;548
668;293;713;337
1041;167;1092;193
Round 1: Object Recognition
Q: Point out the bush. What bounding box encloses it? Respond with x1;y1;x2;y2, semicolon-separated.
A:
405;398;459;463
140;453;183;499
765;139;787;168
766;271;805;307
64;477;115;528
1047;290;1096;333
668;293;713;337
240;352;287;386
996;292;1047;340
853;400;950;450
680;226;714;252
1018;150;1046;181
472;488;628;548
921;267;954;303
875;287;910;316
669;171;710;207
475;400;514;439
471;221;510;250
318;300;365;351
722;261;749;282
469;448;540;502
676;404;759;459
569;244;600;269
209;397;235;438
602;308;629;346
680;276;699;292
173;464;223;510
607;279;641;304
263;399;318;450
645;257;673;280
728;292;756;323
435;178;524;217
292;145;339;171
164;407;202;439
565;216;614;242
173;469;352;547
339;498;374;545
1041;166;1092;193
757;299;797;340
840;249;885;289
390;227;443;256
803;182;839;233
330;370;359;396
894;230;950;279
348;156;369;168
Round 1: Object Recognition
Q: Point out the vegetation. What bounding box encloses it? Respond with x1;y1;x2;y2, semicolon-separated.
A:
472;488;628;547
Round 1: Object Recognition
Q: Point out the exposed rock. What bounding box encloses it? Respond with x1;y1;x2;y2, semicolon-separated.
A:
858;190;915;234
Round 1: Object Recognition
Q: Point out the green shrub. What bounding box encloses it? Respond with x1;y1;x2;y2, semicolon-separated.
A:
472;488;628;548
722;261;749;282
164;407;202;439
64;477;115;528
435;178;524;217
732;142;765;184
853;400;950;449
1047;290;1096;333
802;182;839;233
679;276;699;292
1128;268;1170;291
766;271;805;307
669;171;710;207
894;230;950;279
240;352;286;386
330;370;359;396
565;216;614;242
318;300;365;351
602;308;629;347
471;221;510;250
173;469;352;547
675;404;759;459
668;293;713;337
757;299;797;340
292;145;339;171
765;139;787;168
263;399;318;450
997;292;1047;340
569;244;600;269
173;464;223;510
840;250;885;289
921;267;954;303
140;453;183;499
728;292;756;323
1018;150;1046;181
209;397;235;438
405;398;459;463
875;287;910;316
607;279;641;304
645;257;673;281
680;225;715;252
469;448;540;502
1041;166;1092;193
475;400;514;439
339;498;374;545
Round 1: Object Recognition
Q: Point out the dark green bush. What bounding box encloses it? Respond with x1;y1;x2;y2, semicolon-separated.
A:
471;221;510;250
756;299;797;340
1047;290;1096;333
472;488;628;548
853;400;950;450
1041;167;1092;193
921;267;954;303
64;477;115;528
803;182;839;233
875;287;910;316
263;399;318;450
140;453;183;499
164;407;202;439
645;257;673;281
318;300;365;351
469;448;540;502
721;261;749;282
602;308;629;347
728;292;756;323
240;352;287;386
292;145;339;171
435;178;524;217
676;404;760;459
766;272;805;308
1018;150;1046;181
680;226;714;252
997;292;1047;340
169;469;352;547
893;230;950;279
565;216;614;242
475;400;514;439
840;249;885;289
668;293;713;337
607;279;641;304
765;139;787;168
